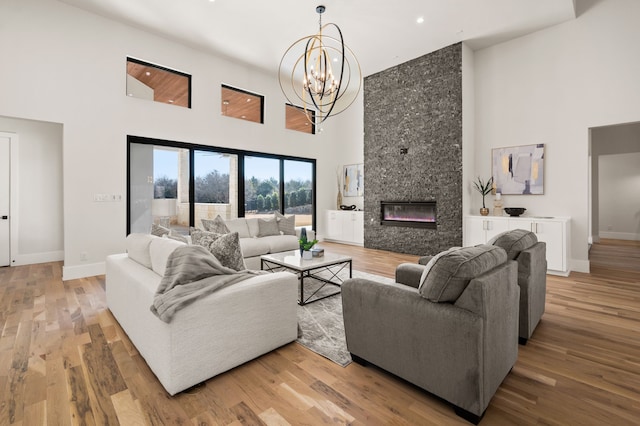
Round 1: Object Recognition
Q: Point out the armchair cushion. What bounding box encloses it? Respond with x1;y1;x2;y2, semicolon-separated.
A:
488;229;538;260
419;245;508;303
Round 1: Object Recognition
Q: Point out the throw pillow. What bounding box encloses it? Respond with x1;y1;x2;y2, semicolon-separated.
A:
418;245;507;303
418;247;462;291
274;212;296;236
488;229;538;260
151;223;170;237
167;229;189;244
225;218;251;238
191;230;246;271
201;215;230;234
257;218;280;237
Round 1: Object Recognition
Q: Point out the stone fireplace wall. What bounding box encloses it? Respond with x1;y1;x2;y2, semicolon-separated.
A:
363;43;462;255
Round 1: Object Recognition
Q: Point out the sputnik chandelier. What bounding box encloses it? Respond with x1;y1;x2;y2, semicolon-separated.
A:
278;5;362;126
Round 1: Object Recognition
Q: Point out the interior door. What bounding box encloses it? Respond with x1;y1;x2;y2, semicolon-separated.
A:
0;135;10;266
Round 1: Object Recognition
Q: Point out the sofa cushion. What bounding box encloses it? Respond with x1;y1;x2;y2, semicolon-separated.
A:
419;245;507;302
261;235;299;253
149;237;187;276
488;229;538;260
151;223;170;237
239;237;271;258
225;218;251;238
258;218;280;237
274;212;296;236
201;215;230;234
126;233;157;268
191;230;246;271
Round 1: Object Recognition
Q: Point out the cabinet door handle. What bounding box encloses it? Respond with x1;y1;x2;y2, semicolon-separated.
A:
1;216;7;220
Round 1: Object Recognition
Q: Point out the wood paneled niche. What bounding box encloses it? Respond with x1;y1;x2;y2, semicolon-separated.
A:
126;57;191;108
221;85;264;124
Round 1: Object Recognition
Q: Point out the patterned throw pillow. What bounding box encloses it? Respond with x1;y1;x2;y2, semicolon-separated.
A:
191;230;246;271
274;212;296;236
257;218;280;237
201;215;230;234
167;229;189;244
151;223;170;237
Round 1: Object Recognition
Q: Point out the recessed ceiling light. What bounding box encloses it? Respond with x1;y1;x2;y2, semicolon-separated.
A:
417;17;425;24
246;98;251;102
145;71;151;76
168;100;174;103
241;115;246;119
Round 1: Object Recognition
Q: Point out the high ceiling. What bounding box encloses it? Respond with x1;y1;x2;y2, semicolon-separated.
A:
59;0;577;77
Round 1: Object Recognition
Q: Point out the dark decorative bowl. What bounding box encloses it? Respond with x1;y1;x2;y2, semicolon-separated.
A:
504;207;526;217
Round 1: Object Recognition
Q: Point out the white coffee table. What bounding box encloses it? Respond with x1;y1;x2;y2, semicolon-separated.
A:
260;250;352;305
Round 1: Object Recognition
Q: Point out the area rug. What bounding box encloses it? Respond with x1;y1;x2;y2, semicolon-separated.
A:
296;270;395;367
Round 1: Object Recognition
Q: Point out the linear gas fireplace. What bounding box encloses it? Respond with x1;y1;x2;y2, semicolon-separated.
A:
380;201;437;229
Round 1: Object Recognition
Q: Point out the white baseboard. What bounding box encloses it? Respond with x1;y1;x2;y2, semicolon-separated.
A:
12;250;64;266
599;232;640;241
62;261;105;281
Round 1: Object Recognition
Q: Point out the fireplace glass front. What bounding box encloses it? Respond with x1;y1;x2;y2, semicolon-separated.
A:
380;201;436;229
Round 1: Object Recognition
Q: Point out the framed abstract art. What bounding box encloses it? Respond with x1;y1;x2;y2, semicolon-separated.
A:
343;163;363;197
492;144;544;195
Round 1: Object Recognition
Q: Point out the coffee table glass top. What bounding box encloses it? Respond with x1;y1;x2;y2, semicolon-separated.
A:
260;250;352;271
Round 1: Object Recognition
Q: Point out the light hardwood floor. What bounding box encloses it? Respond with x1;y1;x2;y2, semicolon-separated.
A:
1;240;639;425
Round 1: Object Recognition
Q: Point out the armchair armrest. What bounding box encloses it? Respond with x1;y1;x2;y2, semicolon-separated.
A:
395;263;425;288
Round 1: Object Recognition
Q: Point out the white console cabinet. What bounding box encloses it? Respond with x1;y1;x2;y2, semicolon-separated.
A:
325;210;364;246
464;215;571;276
464;216;509;246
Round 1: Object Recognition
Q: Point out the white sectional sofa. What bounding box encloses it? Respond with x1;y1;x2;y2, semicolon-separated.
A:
221;217;315;270
106;233;298;395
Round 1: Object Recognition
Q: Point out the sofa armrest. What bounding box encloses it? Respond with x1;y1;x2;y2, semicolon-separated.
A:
395;263;425;288
517;242;547;339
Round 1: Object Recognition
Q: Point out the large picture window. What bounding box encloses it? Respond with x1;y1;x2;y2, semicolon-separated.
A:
127;136;316;234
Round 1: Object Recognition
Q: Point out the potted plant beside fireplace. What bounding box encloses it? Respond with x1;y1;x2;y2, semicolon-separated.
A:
473;176;493;216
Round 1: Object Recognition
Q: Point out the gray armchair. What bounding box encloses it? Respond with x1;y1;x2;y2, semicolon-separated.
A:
488;229;547;344
343;245;519;424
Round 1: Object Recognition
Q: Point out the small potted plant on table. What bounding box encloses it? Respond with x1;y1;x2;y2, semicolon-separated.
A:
299;228;318;260
473;176;493;216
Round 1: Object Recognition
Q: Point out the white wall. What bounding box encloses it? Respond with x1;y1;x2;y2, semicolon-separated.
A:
0;117;63;265
322;90;366;217
473;0;640;273
0;0;348;279
598;152;640;240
